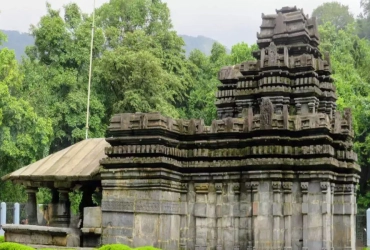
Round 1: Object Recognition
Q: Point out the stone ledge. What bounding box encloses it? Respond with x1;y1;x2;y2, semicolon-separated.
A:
3;225;80;247
2;224;80;235
81;228;102;235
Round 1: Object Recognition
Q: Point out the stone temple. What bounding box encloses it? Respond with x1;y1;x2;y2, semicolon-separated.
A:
2;6;360;250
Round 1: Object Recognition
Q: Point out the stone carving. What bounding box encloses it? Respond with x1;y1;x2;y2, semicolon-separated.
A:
232;183;240;194
320;182;329;193
215;183;223;194
272;181;281;191
282;182;293;192
301;182;309;193
267;42;278;66
260;98;274;129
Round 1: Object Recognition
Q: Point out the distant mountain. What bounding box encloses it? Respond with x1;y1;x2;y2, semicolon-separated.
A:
0;30;34;61
180;35;229;56
0;30;226;61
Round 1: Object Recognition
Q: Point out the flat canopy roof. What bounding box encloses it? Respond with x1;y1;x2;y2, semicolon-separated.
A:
2;138;109;182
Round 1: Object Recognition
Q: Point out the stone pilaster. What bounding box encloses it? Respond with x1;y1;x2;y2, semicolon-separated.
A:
320;182;330;250
180;183;189;250
283;182;292;250
194;183;209;250
301;182;308;250
232;183;240;250
344;184;356;250
272;181;282;250
26;188;38;225
330;183;335;250
245;182;253;250
215;183;223;250
208;183;217;249
251;181;259;250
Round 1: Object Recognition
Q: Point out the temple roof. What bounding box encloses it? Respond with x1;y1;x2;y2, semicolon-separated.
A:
2;138;109;182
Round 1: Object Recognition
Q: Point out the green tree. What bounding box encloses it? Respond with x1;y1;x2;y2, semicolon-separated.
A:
22;3;106;153
319;22;370;200
95;0;193;119
312;2;354;29
0;32;53;201
185;42;257;124
357;0;370;39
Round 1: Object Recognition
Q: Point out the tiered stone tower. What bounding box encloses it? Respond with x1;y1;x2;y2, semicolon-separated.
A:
100;7;360;250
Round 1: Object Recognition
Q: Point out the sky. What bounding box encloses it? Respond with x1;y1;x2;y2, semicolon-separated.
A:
0;0;363;48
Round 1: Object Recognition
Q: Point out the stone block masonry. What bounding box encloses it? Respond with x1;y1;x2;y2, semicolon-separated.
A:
100;6;360;250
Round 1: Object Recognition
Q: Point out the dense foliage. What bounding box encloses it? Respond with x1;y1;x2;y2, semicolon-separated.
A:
1;0;370;209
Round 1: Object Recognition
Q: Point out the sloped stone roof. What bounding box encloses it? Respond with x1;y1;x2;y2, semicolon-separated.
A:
2;138;109;182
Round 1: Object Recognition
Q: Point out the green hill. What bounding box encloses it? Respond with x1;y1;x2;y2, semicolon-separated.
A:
0;30;226;60
0;30;34;61
180;35;229;56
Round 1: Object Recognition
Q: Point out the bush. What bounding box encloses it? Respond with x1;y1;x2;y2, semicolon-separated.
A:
0;237;4;243
0;242;35;250
99;244;131;250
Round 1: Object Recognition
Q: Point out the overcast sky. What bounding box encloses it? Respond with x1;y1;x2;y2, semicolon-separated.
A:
0;0;363;48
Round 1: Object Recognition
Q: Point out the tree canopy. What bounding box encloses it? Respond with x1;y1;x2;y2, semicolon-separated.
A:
312;2;354;29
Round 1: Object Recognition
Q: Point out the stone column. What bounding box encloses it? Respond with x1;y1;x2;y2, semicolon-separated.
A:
194;183;209;250
330;183;335;250
244;182;253;250
207;183;217;249
215;183;223;250
320;182;329;250
272;181;282;250
344;184;356;250
283;182;292;250
251;181;259;249
26;188;38;225
301;182;308;250
232;183;240;250
180;183;189;250
55;189;71;227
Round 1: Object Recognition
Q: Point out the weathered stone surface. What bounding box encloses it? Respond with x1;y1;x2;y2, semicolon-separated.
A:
97;5;360;250
83;207;102;228
2;224;80;247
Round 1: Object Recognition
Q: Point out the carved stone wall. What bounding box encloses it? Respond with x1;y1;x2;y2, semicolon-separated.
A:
100;169;358;249
100;5;360;250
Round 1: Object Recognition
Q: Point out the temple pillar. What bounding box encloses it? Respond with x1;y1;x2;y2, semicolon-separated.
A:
49;188;59;226
26;188;38;225
54;189;71;227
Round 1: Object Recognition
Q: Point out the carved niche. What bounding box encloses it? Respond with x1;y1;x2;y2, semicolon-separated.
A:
267;42;278;66
260;98;274;130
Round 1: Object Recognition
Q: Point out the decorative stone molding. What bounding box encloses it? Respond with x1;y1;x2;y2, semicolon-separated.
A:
272;181;281;192
251;182;259;193
232;183;240;194
320;182;329;193
215;183;223;194
282;182;293;193
301;182;308;194
194;183;209;194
